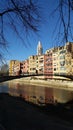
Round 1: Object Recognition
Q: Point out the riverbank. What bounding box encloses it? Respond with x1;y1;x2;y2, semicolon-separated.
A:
0;93;73;130
9;77;73;90
0;75;25;83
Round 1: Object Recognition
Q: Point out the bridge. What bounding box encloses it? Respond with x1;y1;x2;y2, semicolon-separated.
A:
0;74;73;83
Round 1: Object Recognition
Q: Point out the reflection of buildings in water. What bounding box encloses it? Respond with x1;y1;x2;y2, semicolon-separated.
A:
37;86;45;105
53;89;73;103
8;82;19;97
8;82;23;97
45;88;73;104
13;84;45;105
28;85;45;105
9;87;19;97
8;81;19;89
45;88;54;104
8;82;73;105
29;85;37;104
15;84;29;101
21;84;30;101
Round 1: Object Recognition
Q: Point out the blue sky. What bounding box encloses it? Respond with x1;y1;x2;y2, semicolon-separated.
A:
2;0;72;63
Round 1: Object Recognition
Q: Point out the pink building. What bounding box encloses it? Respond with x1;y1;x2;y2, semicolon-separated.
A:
37;54;53;79
22;59;29;75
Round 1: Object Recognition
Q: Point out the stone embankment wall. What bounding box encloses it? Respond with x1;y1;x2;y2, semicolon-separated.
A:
12;77;73;90
1;76;73;90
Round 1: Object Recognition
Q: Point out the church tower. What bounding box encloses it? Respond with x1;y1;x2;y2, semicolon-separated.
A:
37;41;43;55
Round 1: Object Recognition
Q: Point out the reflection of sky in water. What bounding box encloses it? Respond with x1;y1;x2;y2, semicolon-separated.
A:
0;83;9;93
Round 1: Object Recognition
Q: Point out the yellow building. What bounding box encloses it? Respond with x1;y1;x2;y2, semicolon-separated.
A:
28;55;38;74
13;60;21;76
28;55;45;76
38;55;44;74
9;60;17;76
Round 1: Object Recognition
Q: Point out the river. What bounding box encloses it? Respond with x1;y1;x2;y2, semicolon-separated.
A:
0;80;73;105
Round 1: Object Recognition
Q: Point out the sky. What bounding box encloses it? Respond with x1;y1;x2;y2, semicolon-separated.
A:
1;0;73;64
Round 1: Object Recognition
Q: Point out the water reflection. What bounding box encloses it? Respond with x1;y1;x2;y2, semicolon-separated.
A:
8;81;73;105
0;82;8;93
0;81;73;106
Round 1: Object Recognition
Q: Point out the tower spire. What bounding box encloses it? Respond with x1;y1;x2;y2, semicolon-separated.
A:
37;41;43;55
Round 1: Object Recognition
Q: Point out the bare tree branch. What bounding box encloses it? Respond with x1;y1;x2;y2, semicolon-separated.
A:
0;0;40;61
51;0;73;45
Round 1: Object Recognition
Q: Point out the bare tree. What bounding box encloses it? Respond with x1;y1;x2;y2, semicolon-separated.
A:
51;0;73;45
0;0;40;61
0;64;9;76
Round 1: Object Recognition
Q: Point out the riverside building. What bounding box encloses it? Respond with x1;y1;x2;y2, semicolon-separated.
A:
45;42;73;77
9;60;23;76
9;60;18;76
28;55;38;75
21;59;29;75
13;61;22;76
28;41;43;75
9;42;73;78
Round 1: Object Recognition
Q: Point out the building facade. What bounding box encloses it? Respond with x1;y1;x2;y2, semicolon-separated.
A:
44;52;53;79
13;61;22;76
9;42;73;78
45;42;73;77
28;55;38;75
9;60;17;76
21;59;29;75
38;55;44;74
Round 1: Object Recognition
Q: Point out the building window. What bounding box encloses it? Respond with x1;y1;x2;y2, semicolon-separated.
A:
66;60;71;65
53;63;56;66
60;55;65;59
53;58;57;60
46;63;52;66
60;73;66;75
54;68;56;71
60;67;65;70
60;50;66;54
60;61;65;66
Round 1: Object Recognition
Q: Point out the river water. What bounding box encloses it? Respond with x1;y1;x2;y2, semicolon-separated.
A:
0;80;73;105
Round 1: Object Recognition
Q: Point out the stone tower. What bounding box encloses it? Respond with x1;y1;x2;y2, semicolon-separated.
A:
37;41;43;55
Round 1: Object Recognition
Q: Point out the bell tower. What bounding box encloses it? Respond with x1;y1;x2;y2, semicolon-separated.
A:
37;41;43;55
